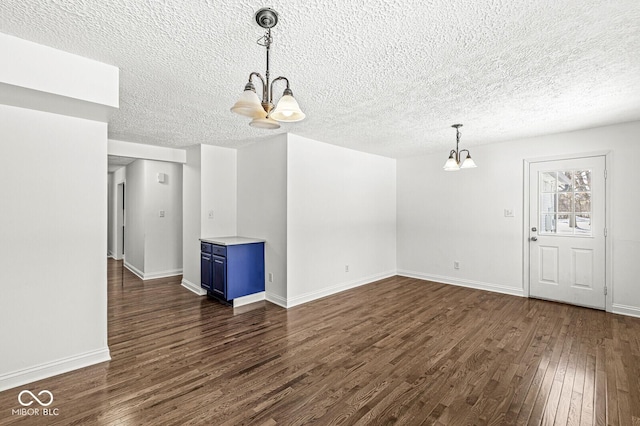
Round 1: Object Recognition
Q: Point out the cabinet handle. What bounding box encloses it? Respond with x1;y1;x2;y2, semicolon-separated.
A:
215;260;223;264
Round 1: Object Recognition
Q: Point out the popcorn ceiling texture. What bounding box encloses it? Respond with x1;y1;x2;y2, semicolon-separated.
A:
1;0;640;157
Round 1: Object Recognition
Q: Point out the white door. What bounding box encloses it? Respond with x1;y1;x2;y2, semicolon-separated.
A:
529;156;606;309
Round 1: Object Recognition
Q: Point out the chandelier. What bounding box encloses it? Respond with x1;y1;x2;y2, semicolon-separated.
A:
230;7;305;129
443;124;477;171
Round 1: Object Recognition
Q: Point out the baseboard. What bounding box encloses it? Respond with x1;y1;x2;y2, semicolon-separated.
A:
286;270;397;308
181;278;206;296
398;270;525;298
233;292;266;308
123;261;144;279
612;303;640;318
0;347;111;392
266;292;287;308
123;262;182;280
143;269;183;280
107;251;114;259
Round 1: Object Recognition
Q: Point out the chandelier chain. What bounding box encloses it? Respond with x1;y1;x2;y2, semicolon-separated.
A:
257;29;272;48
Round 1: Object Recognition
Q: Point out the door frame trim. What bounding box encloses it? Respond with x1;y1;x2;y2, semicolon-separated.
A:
522;150;612;312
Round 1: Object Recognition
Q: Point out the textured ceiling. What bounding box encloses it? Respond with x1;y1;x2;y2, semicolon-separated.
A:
2;0;640;158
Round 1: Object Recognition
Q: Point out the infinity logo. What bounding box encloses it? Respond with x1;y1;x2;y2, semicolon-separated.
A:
18;390;54;407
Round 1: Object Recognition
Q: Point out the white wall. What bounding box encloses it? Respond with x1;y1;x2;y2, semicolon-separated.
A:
124;160;146;276
286;134;397;307
107;173;113;256
107;167;127;259
112;167;126;260
182;146;202;290
0;33;118;123
201;144;237;238
108;139;186;164
144;161;183;277
0;34;116;391
181;144;237;294
397;121;640;316
0;105;110;390
0;33;118;108
124;159;183;279
238;135;288;305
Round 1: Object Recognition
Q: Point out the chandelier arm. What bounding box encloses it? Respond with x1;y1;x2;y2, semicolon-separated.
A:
248;72;267;102
459;149;470;161
270;76;290;102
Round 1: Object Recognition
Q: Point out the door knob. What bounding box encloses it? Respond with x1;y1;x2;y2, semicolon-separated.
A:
530;236;538;242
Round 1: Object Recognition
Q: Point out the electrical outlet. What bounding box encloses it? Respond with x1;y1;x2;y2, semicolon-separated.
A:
454;261;460;270
159;210;165;217
345;265;349;273
504;209;514;217
268;272;273;283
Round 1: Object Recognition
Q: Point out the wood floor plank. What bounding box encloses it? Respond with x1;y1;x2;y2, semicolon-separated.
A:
1;260;640;425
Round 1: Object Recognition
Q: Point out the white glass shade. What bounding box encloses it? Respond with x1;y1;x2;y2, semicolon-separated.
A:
249;116;281;129
230;90;267;118
460;155;477;169
443;156;460;171
270;95;306;122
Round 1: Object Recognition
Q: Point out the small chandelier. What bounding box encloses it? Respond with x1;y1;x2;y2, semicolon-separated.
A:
443;124;477;171
230;7;305;130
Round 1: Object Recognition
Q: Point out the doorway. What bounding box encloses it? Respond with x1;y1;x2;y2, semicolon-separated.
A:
526;155;607;309
116;182;125;259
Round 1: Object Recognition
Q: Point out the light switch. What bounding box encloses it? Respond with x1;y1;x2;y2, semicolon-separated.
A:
208;210;214;219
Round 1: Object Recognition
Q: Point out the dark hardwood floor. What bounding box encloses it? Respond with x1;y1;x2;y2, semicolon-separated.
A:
2;259;640;425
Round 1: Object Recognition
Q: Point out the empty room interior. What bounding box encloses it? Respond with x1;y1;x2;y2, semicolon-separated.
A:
1;1;640;424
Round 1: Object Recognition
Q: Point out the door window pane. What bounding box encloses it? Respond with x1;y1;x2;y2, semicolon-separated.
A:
538;169;592;236
558;193;573;213
541;172;557;192
575;192;591;213
540;193;556;213
575;214;591;234
556;214;573;234
557;172;573;192
574;170;591;191
540;214;556;233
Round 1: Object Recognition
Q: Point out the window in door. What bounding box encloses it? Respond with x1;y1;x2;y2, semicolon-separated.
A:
539;170;592;236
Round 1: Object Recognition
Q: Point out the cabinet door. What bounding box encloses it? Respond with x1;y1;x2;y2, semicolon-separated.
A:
201;253;212;291
211;255;227;299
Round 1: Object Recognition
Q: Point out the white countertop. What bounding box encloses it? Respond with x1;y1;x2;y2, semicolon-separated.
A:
200;236;265;246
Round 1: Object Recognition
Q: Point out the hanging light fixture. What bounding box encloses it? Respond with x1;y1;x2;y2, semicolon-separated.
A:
230;7;305;130
443;124;477;171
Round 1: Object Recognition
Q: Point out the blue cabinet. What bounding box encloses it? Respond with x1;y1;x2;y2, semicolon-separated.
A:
211;254;226;298
200;252;212;292
200;240;264;303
